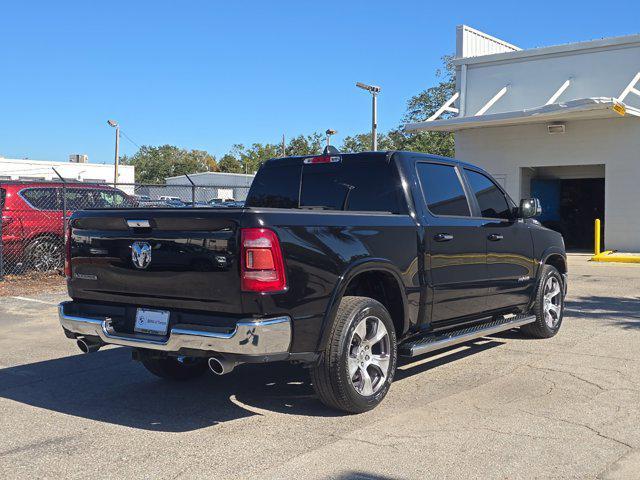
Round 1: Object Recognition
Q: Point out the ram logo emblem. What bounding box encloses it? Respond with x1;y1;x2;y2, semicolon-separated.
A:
131;242;152;270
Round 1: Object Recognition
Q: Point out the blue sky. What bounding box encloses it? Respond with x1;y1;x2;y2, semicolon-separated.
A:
1;0;638;163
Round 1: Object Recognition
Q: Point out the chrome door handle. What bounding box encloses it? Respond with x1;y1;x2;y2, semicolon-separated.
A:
488;234;504;241
434;233;454;242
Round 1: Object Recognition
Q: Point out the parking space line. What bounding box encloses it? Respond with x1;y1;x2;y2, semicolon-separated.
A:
10;296;58;306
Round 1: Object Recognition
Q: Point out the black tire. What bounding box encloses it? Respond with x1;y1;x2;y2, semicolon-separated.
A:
141;356;208;381
25;237;63;272
311;296;398;414
521;264;565;339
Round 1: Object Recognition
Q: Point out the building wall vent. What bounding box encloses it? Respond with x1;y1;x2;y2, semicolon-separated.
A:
547;123;566;135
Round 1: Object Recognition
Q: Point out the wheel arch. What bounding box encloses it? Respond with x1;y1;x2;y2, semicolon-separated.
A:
24;231;64;245
528;247;567;309
317;259;409;351
543;253;567;275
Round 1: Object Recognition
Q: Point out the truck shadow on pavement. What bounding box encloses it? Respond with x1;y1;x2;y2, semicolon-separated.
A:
564;296;640;329
0;340;503;432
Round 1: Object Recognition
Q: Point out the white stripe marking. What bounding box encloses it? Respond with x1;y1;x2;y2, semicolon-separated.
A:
11;296;58;306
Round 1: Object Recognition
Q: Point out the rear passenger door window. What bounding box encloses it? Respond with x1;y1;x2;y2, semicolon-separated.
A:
416;163;470;217
464;169;512;220
64;189;94;210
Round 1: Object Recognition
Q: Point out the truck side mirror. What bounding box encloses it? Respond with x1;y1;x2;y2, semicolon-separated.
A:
519;198;542;218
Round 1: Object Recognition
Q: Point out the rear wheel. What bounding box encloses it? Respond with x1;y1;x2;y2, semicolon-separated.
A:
521;264;565;339
25;237;63;272
141;356;208;381
311;296;397;413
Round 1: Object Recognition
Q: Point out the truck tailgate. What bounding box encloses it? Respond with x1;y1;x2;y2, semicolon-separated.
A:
68;209;243;313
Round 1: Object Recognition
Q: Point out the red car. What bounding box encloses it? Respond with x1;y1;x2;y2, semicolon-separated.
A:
1;182;135;272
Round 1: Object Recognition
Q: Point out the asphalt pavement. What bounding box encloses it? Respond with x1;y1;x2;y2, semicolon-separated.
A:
1;254;639;479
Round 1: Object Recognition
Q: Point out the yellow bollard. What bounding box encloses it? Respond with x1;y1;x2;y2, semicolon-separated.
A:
594;218;601;255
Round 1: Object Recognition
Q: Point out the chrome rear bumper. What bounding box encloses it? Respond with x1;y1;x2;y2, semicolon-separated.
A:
58;301;291;356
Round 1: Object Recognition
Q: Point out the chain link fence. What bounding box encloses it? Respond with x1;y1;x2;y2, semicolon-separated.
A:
0;176;252;278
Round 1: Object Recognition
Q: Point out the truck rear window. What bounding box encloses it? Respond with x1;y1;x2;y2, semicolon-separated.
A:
246;156;407;214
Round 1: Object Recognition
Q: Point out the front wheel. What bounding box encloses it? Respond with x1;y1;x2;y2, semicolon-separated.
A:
140;355;208;381
521;264;565;339
311;296;397;413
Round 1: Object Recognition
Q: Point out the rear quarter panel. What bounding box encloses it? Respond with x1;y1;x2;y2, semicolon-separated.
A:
240;209;420;352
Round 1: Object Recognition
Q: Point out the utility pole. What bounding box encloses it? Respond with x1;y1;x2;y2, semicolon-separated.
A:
281;134;286;157
107;120;120;184
355;82;381;151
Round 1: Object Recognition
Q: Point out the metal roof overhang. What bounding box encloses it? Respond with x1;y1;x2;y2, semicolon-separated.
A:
404;97;640;133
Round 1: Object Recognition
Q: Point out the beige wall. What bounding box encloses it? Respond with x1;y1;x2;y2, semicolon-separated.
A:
455;116;640;251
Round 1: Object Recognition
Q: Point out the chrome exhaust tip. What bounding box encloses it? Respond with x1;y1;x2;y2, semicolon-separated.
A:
77;337;101;354
208;356;237;375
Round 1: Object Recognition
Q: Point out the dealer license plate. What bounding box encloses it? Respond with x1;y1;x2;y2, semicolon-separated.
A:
134;308;170;335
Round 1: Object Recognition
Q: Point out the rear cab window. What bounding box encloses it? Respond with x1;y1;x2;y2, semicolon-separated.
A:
415;162;471;217
246;154;408;214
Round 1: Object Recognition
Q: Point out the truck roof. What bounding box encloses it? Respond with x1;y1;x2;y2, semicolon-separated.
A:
262;150;488;174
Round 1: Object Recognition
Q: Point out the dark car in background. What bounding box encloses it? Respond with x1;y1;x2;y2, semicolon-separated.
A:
0;182;135;272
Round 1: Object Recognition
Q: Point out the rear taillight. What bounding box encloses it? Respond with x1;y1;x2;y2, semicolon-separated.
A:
64;222;72;278
240;228;287;292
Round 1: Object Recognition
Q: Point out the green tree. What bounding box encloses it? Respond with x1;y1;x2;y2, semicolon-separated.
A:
121;145;217;183
218;153;243;173
340;132;397;153
239;143;281;174
285;133;323;156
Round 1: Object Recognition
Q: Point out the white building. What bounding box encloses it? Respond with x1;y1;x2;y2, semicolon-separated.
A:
407;25;640;251
0;157;135;185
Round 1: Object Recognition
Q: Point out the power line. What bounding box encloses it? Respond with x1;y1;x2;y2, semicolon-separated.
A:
120;130;141;149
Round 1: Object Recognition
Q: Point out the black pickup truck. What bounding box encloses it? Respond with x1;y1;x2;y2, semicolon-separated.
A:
59;151;567;413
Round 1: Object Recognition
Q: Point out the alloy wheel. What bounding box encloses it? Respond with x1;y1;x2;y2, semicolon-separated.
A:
30;240;63;272
543;276;562;328
347;315;391;396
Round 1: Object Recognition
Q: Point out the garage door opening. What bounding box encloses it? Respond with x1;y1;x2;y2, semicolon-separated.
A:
522;165;605;251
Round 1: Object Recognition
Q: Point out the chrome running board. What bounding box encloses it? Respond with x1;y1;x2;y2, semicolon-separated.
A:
399;314;536;357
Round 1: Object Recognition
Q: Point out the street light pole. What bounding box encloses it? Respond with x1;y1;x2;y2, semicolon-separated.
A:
107;120;120;185
325;129;337;147
371;93;378;152
356;82;381;151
